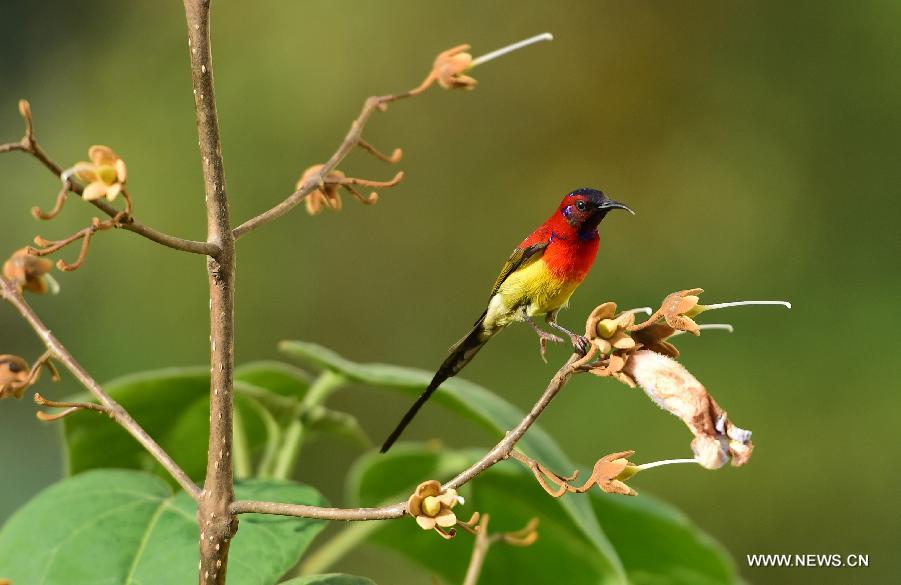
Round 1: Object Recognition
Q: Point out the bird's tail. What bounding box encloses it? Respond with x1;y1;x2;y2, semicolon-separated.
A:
380;312;494;453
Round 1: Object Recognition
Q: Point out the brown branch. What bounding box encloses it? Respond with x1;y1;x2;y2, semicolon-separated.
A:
356;138;402;164
231;74;434;239
229;353;582;521
34;392;111;421
182;1;237;583
31;181;70;220
2;102;215;256
0;276;201;499
29;209;138;271
325;170;405;189
462;514;539;585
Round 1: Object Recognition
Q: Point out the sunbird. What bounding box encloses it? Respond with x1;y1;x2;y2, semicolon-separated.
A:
381;188;633;452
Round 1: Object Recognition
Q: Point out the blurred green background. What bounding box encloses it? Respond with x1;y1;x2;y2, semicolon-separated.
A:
2;1;899;583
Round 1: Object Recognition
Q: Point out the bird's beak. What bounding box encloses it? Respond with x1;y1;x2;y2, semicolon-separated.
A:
599;199;635;215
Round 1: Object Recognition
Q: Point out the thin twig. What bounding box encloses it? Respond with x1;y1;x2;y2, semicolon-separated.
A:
229;353;582;520
462;515;492;585
0;277;200;499
1;103;215;255
34;392;111;421
232;60;437;240
356;138;402;163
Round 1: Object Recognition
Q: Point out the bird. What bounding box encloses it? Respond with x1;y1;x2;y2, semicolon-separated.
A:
380;187;633;453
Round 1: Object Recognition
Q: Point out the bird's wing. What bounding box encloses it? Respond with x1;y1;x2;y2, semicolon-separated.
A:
489;240;549;298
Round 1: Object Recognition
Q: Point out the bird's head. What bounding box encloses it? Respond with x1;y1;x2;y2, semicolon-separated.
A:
557;187;633;235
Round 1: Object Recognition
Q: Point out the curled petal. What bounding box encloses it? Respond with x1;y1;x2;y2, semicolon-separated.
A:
434;489;459;507
82;181;108;201
434;510;457;528
585;302;617;338
305;192;324;215
611;333;635;350
415;515;437;530
73;162;98;183
105;183;122;202
115;158;127;183
88;145;117;166
601;479;636;496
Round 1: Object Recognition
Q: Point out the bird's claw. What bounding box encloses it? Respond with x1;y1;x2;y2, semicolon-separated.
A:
570;334;590;355
536;331;564;363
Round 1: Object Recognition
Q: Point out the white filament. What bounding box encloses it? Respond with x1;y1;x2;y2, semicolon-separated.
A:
469;33;554;69
704;300;792;311
636;458;699;471
625;306;653;316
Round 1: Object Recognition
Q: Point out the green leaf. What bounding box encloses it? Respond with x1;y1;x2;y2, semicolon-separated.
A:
236;360;313;401
304;405;371;448
280;341;626;581
0;469;326;585
61;367;274;484
346;445;738;585
591;491;737;585
280;575;376;585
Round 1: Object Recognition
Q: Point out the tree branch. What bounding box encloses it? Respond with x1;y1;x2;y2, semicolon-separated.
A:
2;107;215;256
231;89;422;239
229;353;581;521
0;276;201;499
182;1;237;583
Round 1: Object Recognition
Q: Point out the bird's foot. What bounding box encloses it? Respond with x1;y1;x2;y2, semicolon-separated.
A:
535;330;564;363
570;334;590;355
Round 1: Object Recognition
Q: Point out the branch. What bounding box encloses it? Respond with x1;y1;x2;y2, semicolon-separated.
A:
232;33;553;237
462;515;539;585
231;93;406;239
229;353;581;520
1;101;215;256
0;276;200;499
182;1;238;583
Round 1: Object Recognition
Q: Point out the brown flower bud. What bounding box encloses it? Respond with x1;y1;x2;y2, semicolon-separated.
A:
432;44;477;90
0;355;31;400
3;249;54;294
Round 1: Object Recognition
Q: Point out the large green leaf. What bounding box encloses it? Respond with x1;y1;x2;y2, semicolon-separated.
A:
281;341;626;581
236;360;313;400
0;470;326;585
346;445;738;585
62;367;270;484
61;363;356;484
280;575;376;585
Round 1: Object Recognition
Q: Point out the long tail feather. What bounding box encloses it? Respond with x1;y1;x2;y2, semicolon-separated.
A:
380;313;493;453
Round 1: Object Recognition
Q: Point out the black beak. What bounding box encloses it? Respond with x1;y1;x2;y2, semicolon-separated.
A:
598;198;635;215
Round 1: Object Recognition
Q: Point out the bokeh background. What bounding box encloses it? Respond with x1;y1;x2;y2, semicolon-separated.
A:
2;1;899;583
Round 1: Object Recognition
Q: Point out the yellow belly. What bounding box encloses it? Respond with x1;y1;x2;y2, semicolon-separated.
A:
484;259;578;329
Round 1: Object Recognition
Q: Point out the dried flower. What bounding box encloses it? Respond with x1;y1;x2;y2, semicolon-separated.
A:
297;165;345;215
407;480;463;533
582;451;639;496
631;323;679;358
433;44;477;90
65;145;127;202
623;349;753;469
575;302;637;383
652;288;704;335
0;355;30;400
3;248;56;294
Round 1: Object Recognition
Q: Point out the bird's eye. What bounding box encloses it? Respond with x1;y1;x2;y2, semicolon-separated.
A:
575;200;587;211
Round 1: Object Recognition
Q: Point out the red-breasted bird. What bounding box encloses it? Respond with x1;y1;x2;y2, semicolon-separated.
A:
380;187;633;452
